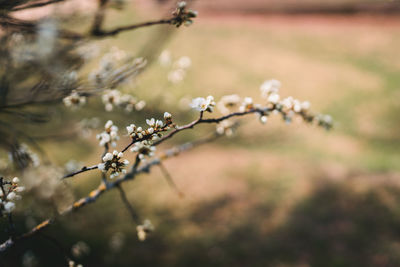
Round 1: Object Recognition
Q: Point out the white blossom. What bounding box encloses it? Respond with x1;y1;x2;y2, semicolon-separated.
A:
3;202;15;213
176;56;191;69
267;93;280;104
259;115;268;124
239;97;253;112
217;94;241;114
99;150;129;179
168;69;185;83
135;100;146;111
190;96;216;112
63;90;86;109
159;50;172;67
260;79;281;98
164;112;172;120
97;120;119;147
136;219;154;241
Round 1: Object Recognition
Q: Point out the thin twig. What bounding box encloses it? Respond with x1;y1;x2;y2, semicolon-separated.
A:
62;165;98;179
93;19;173;37
12;0;66;11
90;0;109;36
38;233;71;264
0;135;218;253
158;163;184;198
117;185;141;224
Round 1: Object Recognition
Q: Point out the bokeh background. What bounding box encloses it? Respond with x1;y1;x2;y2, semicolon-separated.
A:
1;0;400;266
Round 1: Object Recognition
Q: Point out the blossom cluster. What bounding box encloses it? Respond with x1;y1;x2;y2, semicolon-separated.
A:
136;219;154;241
97;120;119;147
189;79;333;136
63;90;87;109
0;177;25;214
89;47;146;88
9;143;40;169
168;56;192;84
102;89;146;112
95;113;174;179
98;150;129;179
62;46;147;112
128;112;173;159
171;1;198;27
190;96;216;112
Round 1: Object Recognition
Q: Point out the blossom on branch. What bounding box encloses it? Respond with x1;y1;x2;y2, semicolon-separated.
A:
98;150;129;179
97;120;119;147
0;176;25;214
190;96;216;112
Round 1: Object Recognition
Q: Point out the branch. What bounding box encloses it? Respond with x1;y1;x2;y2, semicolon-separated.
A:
90;0;109;36
158;163;184;198
0;135;217;253
62;108;268;179
92;19;173;37
117;184;141;224
62;165;98;179
12;0;67;11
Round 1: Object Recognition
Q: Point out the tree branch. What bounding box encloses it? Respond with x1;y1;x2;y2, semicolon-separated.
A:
0;135;218;253
12;0;67;11
158;162;184;198
117;184;141;224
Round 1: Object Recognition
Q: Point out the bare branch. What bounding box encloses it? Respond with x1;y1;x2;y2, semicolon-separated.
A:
12;0;67;11
92;19;173;37
90;0;109;36
117;184;141;224
158;163;184;198
62;165;98;179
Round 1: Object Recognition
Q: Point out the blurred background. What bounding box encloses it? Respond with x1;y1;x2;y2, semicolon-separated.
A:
1;0;400;266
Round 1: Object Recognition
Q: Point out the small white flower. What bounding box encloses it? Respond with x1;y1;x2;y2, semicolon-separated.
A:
190;96;215;112
239;97;253;112
4;202;15;213
7;192;16;200
12;177;20;184
135;100;146;111
105;120;113;129
301;101;310;111
168;69;185;84
103;153;113;162
98;163;106;171
267;93;280;104
282;97;294;109
259;115;268;124
178;1;186;8
293;100;302;113
260;79;281;98
146;118;155;127
63;90;86;109
127;124;136;135
14;186;25;193
323;115;333;124
217;94;241;114
176;56;191;69
164;112;172;120
159;50;172;67
156;120;164;128
136;219;154;241
244;97;253;105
